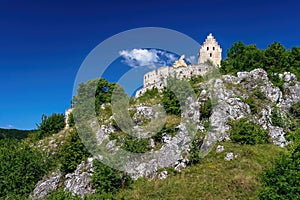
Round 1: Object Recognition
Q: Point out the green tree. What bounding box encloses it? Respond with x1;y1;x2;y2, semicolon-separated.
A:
67;113;75;128
72;78;116;117
220;41;264;74
60;130;92;174
0;139;51;197
162;87;181;115
264;42;288;73
288;47;300;79
258;143;300;199
35;113;65;139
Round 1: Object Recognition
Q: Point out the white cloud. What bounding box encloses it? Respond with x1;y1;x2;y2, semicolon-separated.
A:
2;124;14;129
186;55;197;64
119;49;178;69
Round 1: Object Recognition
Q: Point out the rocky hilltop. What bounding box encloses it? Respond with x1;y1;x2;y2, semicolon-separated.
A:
31;68;300;199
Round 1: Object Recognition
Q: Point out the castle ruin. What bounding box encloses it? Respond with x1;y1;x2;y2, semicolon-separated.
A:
135;33;222;97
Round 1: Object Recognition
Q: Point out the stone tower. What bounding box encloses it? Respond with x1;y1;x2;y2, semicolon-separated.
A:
198;33;222;66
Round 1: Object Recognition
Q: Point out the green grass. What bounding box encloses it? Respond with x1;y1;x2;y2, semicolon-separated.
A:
116;142;286;200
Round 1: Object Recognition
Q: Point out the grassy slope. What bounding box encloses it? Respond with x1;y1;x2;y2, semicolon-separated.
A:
117;142;286;200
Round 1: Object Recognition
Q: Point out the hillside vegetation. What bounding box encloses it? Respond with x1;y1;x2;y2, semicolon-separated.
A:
1;41;300;199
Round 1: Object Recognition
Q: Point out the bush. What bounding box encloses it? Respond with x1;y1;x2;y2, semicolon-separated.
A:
271;106;285;127
60;130;91;174
46;189;80;200
138;88;159;102
229;118;269;145
243;97;259;114
67;113;75;128
290;101;300;118
188;133;204;165
200;99;213;120
258;143;300;199
0;139;51;197
35;113;65;139
91;160;132;195
123;135;149;153
162;87;181;116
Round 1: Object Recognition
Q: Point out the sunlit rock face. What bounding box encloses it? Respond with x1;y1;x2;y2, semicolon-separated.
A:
31;68;300;198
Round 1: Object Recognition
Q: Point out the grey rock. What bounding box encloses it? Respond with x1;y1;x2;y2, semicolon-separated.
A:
64;159;95;198
149;138;155;148
30;171;62;199
225;152;234;161
158;170;168;179
216;145;225;153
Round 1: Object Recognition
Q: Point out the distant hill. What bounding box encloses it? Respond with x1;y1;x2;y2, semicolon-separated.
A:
0;128;35;140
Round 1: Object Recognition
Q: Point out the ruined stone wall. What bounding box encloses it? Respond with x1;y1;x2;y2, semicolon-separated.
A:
136;64;212;97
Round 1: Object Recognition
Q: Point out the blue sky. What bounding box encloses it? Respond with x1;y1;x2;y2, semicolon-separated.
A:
0;0;300;130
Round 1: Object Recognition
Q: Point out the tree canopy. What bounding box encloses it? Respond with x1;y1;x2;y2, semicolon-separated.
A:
220;41;300;81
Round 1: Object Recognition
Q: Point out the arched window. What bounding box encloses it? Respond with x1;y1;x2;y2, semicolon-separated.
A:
207;47;209;51
210;53;212;57
213;47;215;51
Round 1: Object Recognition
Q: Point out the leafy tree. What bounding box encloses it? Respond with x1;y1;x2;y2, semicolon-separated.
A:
0;139;51;197
258;143;300;199
220;41;264;74
60;130;92;174
288;47;300;79
229;118;269;145
67;113;75;128
162;87;181;115
264;42;288;73
162;77;195;116
220;41;300;85
72;78;116;117
35;113;65;139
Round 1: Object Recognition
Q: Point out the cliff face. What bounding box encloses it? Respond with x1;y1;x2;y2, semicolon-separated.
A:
31;68;300;199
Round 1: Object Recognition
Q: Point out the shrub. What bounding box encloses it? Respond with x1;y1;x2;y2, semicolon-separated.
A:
258;143;300;199
60;130;92;174
271;106;285;127
243;97;260;114
200;99;213;120
138;88;159;102
162;88;181;115
229;118;269;145
290;101;300;118
188;133;204;165
91;160;132;195
0;139;51;197
35;113;65;139
68;113;75;128
46;189;80;200
123;135;149;153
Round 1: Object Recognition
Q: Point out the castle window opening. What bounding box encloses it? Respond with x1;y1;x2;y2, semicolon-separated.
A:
213;47;215;50
210;53;212;57
207;47;209;51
